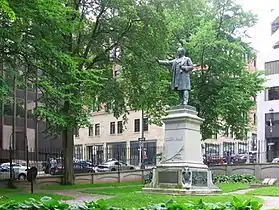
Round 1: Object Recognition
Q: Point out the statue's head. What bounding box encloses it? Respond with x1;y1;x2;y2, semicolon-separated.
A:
177;47;185;57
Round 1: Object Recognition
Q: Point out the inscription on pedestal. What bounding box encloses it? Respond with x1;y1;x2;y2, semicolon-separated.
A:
162;134;185;162
192;171;208;186
158;171;178;184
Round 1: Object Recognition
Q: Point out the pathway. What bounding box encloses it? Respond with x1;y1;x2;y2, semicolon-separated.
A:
230;188;279;210
55;191;113;206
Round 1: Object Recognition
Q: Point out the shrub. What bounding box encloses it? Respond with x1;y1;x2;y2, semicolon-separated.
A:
0;196;263;210
213;174;257;184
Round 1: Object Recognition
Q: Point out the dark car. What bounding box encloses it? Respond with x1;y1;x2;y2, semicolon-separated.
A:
50;162;95;175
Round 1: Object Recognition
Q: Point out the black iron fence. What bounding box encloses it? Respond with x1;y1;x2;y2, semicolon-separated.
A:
0;146;162;181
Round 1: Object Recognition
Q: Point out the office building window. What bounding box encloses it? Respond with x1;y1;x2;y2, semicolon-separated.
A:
143;118;148;131
266;86;279;101
253;113;257;125
134;119;140;132
117;121;123;134
88;125;93;136
95;123;100;136
74;128;79;137
265;112;279;126
110;122;115;134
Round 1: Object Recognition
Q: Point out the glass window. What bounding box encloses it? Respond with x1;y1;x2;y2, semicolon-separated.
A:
267;86;279;101
117;121;123;134
74;128;79;137
88;125;93;136
110;122;115;134
134;119;140;132
95;123;100;136
265;112;279;126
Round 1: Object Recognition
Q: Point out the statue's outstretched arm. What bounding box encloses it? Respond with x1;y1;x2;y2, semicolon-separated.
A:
157;59;174;66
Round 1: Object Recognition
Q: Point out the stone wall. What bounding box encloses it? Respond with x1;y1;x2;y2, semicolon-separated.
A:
0;169;152;188
209;163;279;180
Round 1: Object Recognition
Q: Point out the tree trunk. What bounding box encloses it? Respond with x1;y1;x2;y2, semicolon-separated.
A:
61;101;75;185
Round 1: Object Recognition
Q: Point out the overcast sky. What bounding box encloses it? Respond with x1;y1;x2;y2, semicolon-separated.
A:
235;0;278;52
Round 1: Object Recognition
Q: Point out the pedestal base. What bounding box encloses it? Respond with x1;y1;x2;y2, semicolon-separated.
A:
143;163;220;194
143;106;220;195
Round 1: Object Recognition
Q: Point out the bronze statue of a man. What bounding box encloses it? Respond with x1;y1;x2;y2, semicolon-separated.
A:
158;47;194;105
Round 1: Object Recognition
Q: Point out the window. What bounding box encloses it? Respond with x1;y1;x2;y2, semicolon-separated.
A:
74;145;83;159
253;113;257;125
238;142;247;154
265;112;279;126
143;118;148;131
266;86;279;101
74;128;79;137
110;122;115;134
95;123;100;136
134;119;140;132
88;125;93;136
117;121;123;134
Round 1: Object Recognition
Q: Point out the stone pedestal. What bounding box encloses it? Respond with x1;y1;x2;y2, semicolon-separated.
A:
143;106;220;194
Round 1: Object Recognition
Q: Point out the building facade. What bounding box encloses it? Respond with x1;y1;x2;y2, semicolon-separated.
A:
0;70;62;162
257;10;279;162
74;110;164;165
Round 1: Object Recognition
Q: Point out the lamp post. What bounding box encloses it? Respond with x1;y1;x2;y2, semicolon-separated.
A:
268;108;274;162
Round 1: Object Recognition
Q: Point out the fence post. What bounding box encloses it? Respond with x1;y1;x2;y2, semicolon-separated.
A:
91;172;94;184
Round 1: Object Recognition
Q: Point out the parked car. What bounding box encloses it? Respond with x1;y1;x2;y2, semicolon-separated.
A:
0;166;15;180
0;163;27;180
272;158;279;163
50;162;95;175
96;160;135;172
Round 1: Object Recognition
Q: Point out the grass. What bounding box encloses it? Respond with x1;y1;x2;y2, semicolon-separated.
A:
246;186;279;196
217;183;249;193
104;192;262;208
0;188;73;204
82;186;143;195
81;184;262;208
82;183;249;195
41;181;143;190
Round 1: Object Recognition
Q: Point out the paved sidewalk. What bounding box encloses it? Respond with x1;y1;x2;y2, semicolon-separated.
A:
230;188;279;210
55;191;112;206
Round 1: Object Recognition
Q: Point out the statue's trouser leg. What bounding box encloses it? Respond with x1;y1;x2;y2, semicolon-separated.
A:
180;90;189;105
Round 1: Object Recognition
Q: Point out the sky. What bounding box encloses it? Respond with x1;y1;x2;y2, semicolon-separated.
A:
235;0;278;52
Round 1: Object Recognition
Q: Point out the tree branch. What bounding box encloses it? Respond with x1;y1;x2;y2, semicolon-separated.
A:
86;19;141;69
79;4;107;68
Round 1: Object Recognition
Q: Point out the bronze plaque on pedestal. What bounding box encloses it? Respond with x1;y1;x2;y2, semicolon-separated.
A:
158;171;179;184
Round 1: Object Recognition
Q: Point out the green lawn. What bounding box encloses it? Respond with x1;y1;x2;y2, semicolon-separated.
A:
82;186;143;195
82;183;249;195
104;193;262;208
41;181;143;190
82;184;262;208
0;188;73;203
218;183;249;193
246;186;279;196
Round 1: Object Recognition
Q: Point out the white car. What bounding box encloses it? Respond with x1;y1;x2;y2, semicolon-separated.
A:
0;166;15;180
272;158;279;163
0;163;27;180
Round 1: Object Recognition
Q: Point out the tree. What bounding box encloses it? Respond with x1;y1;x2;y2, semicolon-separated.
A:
1;0;264;185
178;0;264;139
6;0;174;184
